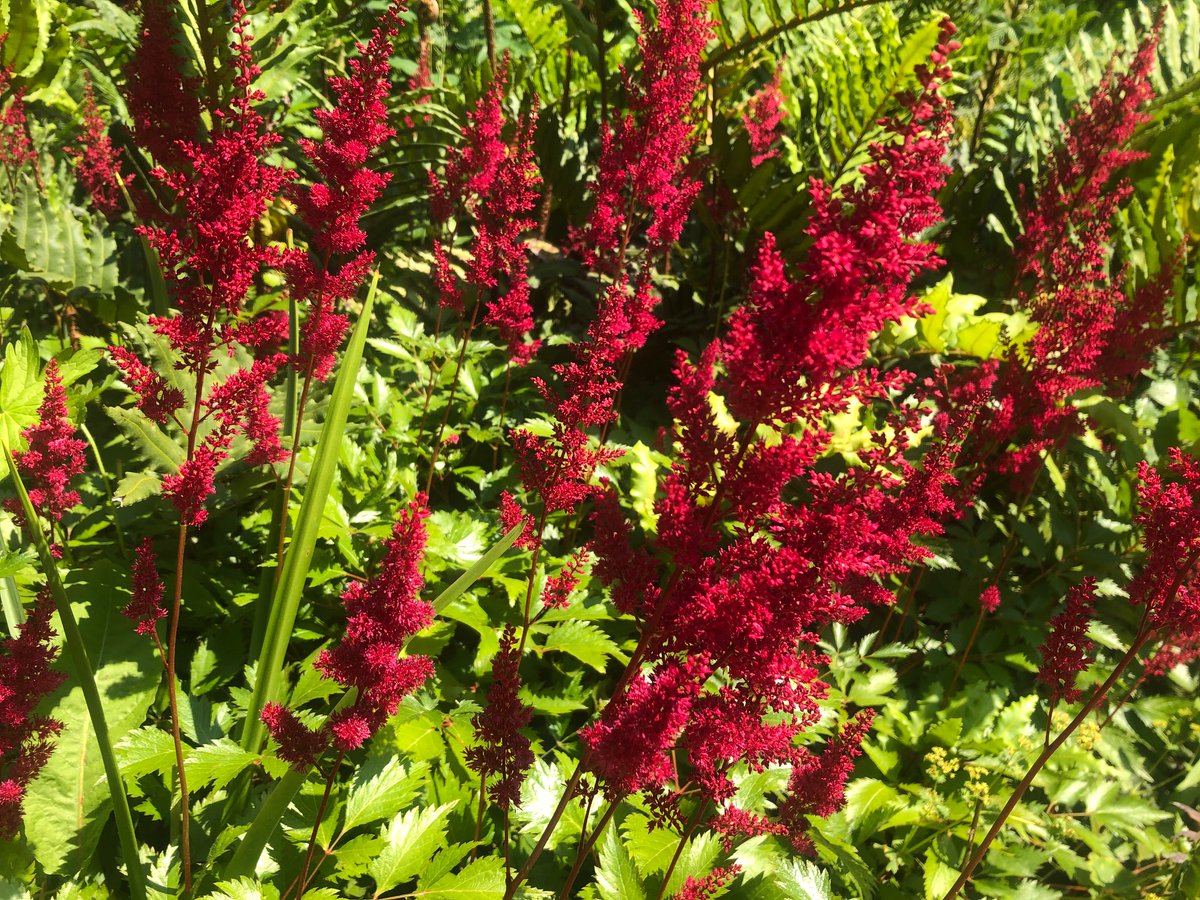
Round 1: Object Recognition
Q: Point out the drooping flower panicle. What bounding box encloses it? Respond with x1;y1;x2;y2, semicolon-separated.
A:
65;78;131;217
263;494;436;764
0;591;65;839
287;0;404;381
6;361;86;529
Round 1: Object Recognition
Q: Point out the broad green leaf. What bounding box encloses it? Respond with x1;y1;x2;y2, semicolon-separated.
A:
343;756;427;834
596;827;646;900
0;328;43;446
205;879;280;900
541;620;622;671
622;813;679;877
114;727;176;785
368;802;456;896
106;407;185;472
184;739;260;793
114;471;162;506
923;846;958;899
23;563;159;875
773;859;833;900
416;856;505;898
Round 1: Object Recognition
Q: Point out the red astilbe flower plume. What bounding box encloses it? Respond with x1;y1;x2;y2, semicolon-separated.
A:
578;26;962;832
65;78;131;217
778;710;874;855
1128;450;1200;635
722;20;957;426
263;495;436;767
118;2;292;527
0;43;36;187
260;703;329;770
954;23;1173;485
578;0;713;264
429;61;542;363
0;591;66;839
1037;577;1097;705
123;539;168;637
316;495;436;750
743;64;785;167
5;361;86;529
124;0;201;168
287;1;404;381
466;625;534;809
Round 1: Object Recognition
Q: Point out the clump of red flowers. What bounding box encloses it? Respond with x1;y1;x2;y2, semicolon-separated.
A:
263;495;436;764
6;361;86;531
0;591;66;839
574;23;963;851
287;0;404;382
743;64;785;166
65;79;131;217
124;0;200;168
1037;578;1097;705
467;625;533;809
114;1;291;527
955;23;1172;486
429;62;542;363
123;539;167;638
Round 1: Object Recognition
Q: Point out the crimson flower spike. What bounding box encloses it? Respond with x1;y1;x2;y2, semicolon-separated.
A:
287;0;404;382
429;58;542;363
262;495;436;766
576;20;961;844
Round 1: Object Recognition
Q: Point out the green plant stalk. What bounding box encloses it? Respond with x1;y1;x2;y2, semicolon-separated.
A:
241;272;379;755
4;447;147;900
80;422;129;561
250;294;300;659
223;523;522;878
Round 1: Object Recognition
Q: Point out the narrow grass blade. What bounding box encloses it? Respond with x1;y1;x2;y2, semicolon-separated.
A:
241;273;379;754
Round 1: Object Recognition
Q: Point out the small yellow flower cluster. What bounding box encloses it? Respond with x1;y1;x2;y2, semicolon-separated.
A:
925;745;960;783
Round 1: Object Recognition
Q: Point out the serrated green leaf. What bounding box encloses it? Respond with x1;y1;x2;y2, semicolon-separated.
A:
596;827;645;900
106;407;184;472
541;620;622;672
114;727;176;784
343;756;426;834
415;856;505;898
184;739;260;793
369;802;456;896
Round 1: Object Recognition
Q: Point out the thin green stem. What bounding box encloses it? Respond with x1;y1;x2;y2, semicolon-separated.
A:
80;422;128;561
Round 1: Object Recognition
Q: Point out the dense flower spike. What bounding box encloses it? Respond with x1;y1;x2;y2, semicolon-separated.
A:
287;1;404;380
1129;450;1200;635
778;710;874;854
124;0;201;167
955;23;1170;485
429;62;542;363
123;539;167;637
66;79;131;217
6;362;86;527
466;626;533;808
743;65;785;166
122;1;293;526
317;495;435;749
1036;578;1097;705
578;26;961;837
0;591;65;839
722;22;956;425
260;703;329;771
0;43;35;188
579;0;713;263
